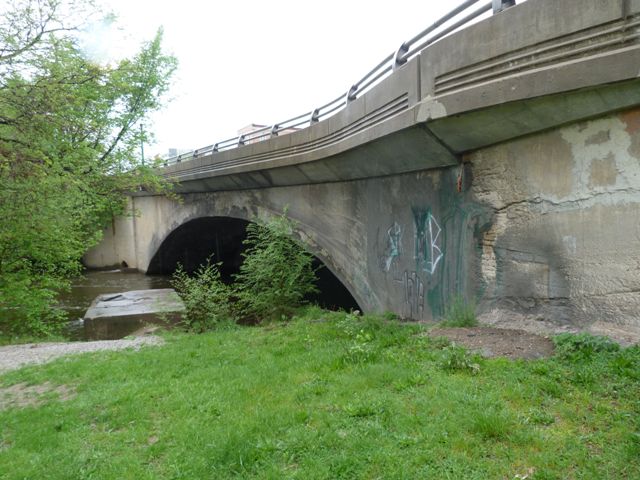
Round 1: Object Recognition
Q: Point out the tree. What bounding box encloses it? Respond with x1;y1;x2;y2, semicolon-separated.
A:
0;0;177;335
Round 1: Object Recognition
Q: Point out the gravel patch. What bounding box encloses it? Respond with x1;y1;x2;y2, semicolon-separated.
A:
0;336;164;374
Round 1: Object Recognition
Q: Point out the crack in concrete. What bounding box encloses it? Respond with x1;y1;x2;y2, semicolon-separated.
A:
490;188;640;214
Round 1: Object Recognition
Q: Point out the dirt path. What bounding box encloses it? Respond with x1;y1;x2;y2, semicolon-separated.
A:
0;336;164;374
429;327;555;359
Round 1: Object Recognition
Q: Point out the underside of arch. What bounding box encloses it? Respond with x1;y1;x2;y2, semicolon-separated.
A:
147;216;360;312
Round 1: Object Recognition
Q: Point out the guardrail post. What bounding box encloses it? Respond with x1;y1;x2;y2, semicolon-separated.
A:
492;0;515;13
345;85;358;104
270;124;280;137
310;109;321;123
393;43;409;71
238;135;245;146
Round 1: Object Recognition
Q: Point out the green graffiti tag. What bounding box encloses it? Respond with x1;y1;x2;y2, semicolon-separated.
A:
412;208;443;276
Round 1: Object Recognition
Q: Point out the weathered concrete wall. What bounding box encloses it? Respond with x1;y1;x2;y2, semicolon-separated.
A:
470;107;640;343
85;168;489;321
85;107;640;343
83;199;137;269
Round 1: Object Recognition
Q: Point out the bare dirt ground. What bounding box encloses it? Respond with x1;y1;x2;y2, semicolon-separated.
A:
429;327;556;360
0;382;76;411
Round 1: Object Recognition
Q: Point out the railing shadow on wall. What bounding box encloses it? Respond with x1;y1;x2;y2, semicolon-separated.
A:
162;0;520;167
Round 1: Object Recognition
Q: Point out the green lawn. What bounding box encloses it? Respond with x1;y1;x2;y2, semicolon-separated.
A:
1;308;638;479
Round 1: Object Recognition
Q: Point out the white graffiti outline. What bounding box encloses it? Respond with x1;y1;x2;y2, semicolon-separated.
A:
426;213;443;275
383;222;402;272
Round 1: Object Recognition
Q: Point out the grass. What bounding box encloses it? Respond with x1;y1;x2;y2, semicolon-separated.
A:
0;307;639;479
0;332;69;346
440;295;478;327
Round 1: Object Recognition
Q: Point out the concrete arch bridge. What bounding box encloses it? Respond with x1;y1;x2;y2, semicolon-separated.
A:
85;0;640;342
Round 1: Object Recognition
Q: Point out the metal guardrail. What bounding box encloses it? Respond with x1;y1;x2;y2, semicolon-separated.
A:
163;0;518;166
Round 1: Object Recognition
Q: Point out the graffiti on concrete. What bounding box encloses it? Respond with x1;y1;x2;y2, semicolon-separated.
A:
403;270;425;318
392;270;425;319
380;222;402;272
413;208;443;276
377;208;443;319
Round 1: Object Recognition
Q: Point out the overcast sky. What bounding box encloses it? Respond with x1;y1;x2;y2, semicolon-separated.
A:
88;1;463;157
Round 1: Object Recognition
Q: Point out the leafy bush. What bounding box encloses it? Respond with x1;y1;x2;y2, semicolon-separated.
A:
234;213;318;321
441;295;478;327
0;270;69;337
171;261;234;332
553;332;620;360
171;213;319;329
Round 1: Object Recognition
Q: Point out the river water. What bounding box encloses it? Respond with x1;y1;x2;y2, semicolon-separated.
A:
58;269;172;340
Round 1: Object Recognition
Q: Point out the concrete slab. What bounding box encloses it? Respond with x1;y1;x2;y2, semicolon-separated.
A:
83;289;184;340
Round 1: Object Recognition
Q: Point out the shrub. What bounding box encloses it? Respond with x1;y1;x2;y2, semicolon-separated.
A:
234;213;318;321
171;213;319;329
441;295;478;327
553;332;620;360
171;260;234;332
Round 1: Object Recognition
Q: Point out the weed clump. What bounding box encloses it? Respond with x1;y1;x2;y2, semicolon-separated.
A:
440;295;478;327
439;343;481;375
553;332;620;360
471;406;514;440
338;312;379;365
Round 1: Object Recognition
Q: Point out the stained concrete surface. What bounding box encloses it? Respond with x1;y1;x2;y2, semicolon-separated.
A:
83;289;184;340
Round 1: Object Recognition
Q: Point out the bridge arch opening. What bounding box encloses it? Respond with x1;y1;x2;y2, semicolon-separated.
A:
147;216;360;312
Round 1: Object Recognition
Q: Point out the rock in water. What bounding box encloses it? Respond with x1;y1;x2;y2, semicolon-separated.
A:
83;289;184;340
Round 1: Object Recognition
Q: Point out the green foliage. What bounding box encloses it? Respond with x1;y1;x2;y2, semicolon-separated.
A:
343;397;387;419
471;405;514;440
234;213;318;321
440;295;478;327
338;312;379;364
610;345;640;380
170;261;234;332
439;343;481;374
553;332;620;360
171;213;319;329
522;407;556;426
335;311;417;365
0;0;177;335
